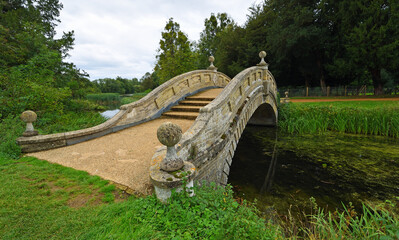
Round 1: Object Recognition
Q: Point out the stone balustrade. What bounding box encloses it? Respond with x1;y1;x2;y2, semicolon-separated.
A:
151;52;278;186
17;70;231;153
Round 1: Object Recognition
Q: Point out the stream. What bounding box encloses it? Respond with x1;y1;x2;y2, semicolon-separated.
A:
228;126;399;217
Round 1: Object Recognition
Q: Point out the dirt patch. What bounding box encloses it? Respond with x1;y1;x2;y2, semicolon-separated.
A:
67;193;100;208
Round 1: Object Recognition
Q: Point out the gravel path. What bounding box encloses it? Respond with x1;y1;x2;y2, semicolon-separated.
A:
28;89;223;196
29;117;194;195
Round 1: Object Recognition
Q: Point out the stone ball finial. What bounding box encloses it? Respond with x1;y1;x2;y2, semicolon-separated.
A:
21;110;37;123
20;110;39;137
207;56;217;71
259;51;267;59
157;122;182;147
209;56;215;63
257;50;268;67
157;122;184;171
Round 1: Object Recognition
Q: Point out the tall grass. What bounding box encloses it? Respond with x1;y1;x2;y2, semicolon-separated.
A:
86;93;120;105
279;103;399;137
303;200;399;239
120;92;148;105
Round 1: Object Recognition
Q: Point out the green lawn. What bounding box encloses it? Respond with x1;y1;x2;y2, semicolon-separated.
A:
294;100;399;109
0;156;281;239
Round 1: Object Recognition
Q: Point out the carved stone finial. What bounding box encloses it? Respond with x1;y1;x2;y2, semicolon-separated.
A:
285;91;289;98
157;122;184;171
207;56;217;71
257;51;268;67
21;110;38;137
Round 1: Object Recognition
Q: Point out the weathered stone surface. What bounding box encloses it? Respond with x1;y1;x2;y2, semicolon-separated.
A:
19;139;67;153
20;110;37;123
157;122;182;147
150;160;196;203
157;122;184;171
150;161;196;189
21;110;39;137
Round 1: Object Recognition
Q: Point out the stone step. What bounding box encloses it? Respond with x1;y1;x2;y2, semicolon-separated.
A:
171;105;201;112
185;96;215;101
162;111;199;120
179;100;211;106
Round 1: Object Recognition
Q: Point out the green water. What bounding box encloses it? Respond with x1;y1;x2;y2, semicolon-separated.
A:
228;126;399;217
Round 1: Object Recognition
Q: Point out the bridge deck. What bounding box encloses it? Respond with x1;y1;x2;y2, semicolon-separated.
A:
27;88;223;195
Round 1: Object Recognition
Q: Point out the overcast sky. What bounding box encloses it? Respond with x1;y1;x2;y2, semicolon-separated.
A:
55;0;263;80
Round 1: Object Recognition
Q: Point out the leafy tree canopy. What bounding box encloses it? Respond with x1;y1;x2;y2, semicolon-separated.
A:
0;0;96;118
154;18;197;84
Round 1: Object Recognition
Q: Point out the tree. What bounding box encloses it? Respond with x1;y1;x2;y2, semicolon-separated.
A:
336;0;399;95
196;13;234;69
154;18;197;83
0;0;93;118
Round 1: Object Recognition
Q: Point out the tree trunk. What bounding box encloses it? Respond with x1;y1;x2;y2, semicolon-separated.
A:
316;59;326;94
320;75;326;95
370;68;384;95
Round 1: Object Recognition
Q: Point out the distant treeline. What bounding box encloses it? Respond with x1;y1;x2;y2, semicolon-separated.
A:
92;72;159;94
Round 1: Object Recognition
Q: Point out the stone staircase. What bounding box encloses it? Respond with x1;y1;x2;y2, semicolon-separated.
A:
162;95;215;120
162;88;223;120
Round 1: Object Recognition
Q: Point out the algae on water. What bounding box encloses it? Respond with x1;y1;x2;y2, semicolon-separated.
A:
228;126;399;217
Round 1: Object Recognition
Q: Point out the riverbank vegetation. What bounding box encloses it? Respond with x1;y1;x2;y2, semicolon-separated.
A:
279;101;399;137
1;155;398;239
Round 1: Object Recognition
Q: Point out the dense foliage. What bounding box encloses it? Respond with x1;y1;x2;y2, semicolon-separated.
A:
0;0;98;119
188;0;399;94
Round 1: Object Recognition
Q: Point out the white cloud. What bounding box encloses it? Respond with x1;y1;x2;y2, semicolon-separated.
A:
56;0;263;80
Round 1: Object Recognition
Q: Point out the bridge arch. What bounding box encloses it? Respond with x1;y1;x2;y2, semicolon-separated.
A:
151;63;278;186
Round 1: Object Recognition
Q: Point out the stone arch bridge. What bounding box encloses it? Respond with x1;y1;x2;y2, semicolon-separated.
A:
18;52;278;190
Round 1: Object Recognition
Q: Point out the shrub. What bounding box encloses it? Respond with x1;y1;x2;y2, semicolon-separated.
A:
0;115;24;158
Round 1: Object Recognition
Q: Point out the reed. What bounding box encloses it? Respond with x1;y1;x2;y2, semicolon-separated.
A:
86;93;120;104
278;102;399;137
303;201;399;239
120;92;147;105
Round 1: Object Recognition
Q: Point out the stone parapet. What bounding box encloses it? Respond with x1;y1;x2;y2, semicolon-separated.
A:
17;70;231;153
151;64;278;186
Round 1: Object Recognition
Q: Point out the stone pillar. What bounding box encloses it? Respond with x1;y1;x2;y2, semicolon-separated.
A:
281;91;290;104
20;110;39;137
257;51;269;69
207;56;217;72
150;122;196;203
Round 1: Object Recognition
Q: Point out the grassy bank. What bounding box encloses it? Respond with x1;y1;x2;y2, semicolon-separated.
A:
0;156;281;239
278;101;399;137
1;155;397;239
